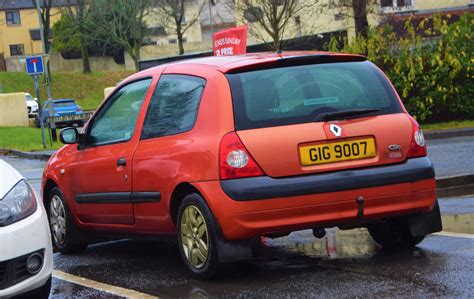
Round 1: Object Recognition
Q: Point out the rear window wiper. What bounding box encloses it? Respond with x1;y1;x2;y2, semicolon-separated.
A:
315;108;381;121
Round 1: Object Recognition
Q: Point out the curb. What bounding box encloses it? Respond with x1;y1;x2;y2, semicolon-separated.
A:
437;174;474;198
425;127;474;140
0;149;53;161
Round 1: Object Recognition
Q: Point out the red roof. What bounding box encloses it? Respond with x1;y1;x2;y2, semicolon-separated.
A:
135;51;366;78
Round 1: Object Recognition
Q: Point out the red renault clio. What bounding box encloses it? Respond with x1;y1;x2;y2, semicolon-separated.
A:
42;52;442;278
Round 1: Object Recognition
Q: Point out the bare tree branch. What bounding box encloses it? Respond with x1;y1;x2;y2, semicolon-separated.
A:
234;0;316;51
153;0;205;55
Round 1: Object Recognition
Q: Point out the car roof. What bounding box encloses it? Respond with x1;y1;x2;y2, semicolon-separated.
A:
132;51;366;79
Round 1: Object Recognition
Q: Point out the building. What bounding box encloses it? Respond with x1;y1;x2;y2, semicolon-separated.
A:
0;0;78;71
232;0;473;50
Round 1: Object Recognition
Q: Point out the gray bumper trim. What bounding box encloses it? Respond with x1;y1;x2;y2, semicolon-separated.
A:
220;157;435;201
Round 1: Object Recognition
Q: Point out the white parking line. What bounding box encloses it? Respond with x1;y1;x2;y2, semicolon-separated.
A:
434;231;474;239
53;270;158;298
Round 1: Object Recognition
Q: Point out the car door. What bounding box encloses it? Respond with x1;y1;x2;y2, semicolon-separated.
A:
67;78;153;225
132;74;207;232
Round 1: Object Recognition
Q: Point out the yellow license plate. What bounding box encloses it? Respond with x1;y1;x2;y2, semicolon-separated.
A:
299;138;376;166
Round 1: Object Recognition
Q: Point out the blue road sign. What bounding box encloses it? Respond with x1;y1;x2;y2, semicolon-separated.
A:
26;56;44;75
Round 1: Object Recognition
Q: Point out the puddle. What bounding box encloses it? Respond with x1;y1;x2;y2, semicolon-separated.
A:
264;228;378;260
263;214;474;260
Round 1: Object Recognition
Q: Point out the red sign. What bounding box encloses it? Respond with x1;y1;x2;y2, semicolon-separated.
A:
213;25;247;56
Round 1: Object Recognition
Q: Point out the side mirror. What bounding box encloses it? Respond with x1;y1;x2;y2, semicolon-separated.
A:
59;127;80;144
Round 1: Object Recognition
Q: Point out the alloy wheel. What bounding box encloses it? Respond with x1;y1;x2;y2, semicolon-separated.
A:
180;205;209;269
50;195;67;246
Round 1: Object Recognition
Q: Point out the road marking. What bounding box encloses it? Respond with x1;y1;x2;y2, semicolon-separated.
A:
434;231;474;239
53;270;158;298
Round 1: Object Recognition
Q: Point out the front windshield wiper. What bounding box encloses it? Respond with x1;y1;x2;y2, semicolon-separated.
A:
315;108;381;122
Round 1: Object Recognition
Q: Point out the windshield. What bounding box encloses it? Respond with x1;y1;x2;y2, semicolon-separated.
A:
25;94;34;102
54;100;76;107
227;61;402;130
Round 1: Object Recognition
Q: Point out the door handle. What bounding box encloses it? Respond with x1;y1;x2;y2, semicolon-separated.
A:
117;157;126;167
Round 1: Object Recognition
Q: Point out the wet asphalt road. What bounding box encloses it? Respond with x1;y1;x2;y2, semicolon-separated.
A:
1;136;473;298
426;136;474;178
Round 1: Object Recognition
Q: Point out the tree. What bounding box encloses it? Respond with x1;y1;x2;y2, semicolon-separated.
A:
54;0;91;73
323;0;382;39
33;0;53;53
153;0;205;55
73;0;90;73
234;0;313;51
87;0;153;71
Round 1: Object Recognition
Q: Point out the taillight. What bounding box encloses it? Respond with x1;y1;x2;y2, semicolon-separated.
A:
219;132;264;180
407;117;427;158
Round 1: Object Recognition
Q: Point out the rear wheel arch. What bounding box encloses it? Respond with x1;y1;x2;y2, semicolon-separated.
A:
170;183;202;226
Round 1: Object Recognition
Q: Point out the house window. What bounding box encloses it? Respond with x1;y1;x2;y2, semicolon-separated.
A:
295;16;302;37
381;0;413;8
6;11;21;25
335;12;344;21
244;6;263;22
169;37;187;44
381;0;414;12
9;44;24;56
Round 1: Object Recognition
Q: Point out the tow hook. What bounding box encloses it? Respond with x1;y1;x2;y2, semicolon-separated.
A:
356;196;365;218
312;228;326;238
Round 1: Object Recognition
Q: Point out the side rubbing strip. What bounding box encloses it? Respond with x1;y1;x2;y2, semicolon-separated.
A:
75;192;161;203
75;192;131;203
131;192;161;203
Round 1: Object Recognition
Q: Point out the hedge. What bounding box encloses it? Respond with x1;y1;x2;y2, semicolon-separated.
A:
326;13;473;123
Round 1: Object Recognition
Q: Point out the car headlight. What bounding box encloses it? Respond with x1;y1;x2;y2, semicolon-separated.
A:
0;180;37;226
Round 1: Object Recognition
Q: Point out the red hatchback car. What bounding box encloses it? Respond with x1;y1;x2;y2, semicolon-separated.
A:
42;52;442;278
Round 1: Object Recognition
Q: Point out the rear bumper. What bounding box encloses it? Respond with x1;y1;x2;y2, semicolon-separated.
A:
194;157;437;240
220;157;435;201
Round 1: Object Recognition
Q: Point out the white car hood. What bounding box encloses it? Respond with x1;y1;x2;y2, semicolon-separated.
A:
27;100;39;109
0;159;23;199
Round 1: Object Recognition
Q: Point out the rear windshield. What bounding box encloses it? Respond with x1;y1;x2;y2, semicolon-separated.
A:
227;61;402;130
54;100;75;107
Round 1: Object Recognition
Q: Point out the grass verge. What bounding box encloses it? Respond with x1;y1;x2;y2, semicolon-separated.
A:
0;127;62;152
0;71;132;110
421;120;474;132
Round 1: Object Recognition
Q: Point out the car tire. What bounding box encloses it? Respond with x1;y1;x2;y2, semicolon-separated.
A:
367;219;425;249
16;276;51;299
47;187;88;254
177;193;220;279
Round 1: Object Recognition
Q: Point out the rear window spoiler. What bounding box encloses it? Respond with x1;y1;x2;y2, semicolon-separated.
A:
225;54;367;74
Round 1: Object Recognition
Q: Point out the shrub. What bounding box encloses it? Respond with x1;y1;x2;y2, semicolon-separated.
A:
326;13;473;123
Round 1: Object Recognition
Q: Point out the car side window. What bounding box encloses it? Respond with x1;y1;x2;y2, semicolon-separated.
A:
141;75;205;140
87;78;152;146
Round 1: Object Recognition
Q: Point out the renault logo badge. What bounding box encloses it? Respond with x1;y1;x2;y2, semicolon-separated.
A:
329;124;342;137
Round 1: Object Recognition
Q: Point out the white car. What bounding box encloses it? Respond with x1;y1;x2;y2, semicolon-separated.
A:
25;93;39;118
0;159;53;298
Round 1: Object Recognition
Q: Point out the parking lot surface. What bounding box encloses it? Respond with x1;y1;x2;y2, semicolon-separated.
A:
1;137;473;298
